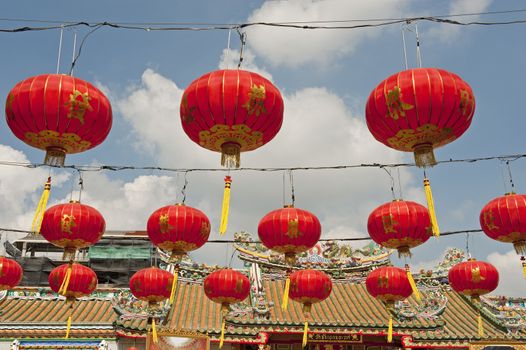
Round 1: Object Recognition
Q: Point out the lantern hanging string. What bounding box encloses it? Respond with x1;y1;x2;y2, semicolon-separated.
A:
68;24;103;76
505;160;516;192
236;27;247;69
56;25;64;74
289;170;296;206
381;167;397;200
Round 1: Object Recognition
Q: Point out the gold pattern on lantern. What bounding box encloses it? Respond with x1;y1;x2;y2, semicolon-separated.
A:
61;214;76;234
242;84;267;116
386;124;455;152
459;90;474;119
200;221;210;238
198;124;263;153
286;219;302;238
483;211;499;230
88;277;97;291
65;90;93;124
382;214;398;234
24;130;91;153
471;267;486;283
377;276;390;288
180;95;196;123
386;86;414;120
5;94;15;116
234;277;244;293
159;214;173;234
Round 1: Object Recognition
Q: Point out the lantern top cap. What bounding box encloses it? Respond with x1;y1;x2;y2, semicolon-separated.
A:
504;191;517;196
174;202;185;206
467;257;477;262
283;204;295;208
68;200;80;204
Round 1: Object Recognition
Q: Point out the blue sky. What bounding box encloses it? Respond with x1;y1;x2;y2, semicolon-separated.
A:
0;0;525;296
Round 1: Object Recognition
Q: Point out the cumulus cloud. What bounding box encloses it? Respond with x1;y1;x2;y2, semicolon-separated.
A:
425;0;493;43
218;48;273;80
245;0;410;67
487;250;526;297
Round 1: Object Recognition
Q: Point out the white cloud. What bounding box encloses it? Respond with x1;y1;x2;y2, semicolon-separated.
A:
245;0;410;67
487;250;526;297
218;48;273;81
425;0;493;43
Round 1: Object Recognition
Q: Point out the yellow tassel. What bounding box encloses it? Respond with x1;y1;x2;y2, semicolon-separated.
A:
152;319;158;343
302;320;309;348
58;264;72;295
521;257;526;278
388;315;393;343
169;268;178;304
64;315;72;339
219;319;226;349
424;178;440;237
219;176;232;235
31;177;51;233
281;277;290;311
405;264;421;303
478;312;484;337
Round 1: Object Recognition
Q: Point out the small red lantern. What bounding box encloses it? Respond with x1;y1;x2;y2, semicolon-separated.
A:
366;266;413;343
288;269;332;348
180;69;284;168
448;259;499;336
365;68;475;168
480;193;526;255
0;257;23;290
5;74;113;166
258;205;321;263
204;269;250;348
40;201;105;259
147;203;210;261
49;262;97;338
367;200;431;257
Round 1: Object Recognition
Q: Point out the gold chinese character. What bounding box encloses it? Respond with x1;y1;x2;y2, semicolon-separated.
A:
382;214;398;234
386;86;414;120
181;95;196;123
459;90;473;119
65;90;93;124
378;276;389;288
471;267;486;283
483;211;499;230
61;214;76;234
242;84;267;116
159;214;173;234
286;219;302;238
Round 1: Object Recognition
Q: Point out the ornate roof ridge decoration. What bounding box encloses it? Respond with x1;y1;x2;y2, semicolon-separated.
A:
112;290;169;320
6;288;116;301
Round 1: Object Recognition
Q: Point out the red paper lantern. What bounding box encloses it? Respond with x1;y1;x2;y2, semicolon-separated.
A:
288;269;332;347
40;201;105;259
365;68;475;167
258;205;321;263
129;267;174;304
448;259;499;299
147;203;210;261
0;257;23;290
49;262;98;299
180;69;284;168
480;193;526;255
203;269;250;348
5;74;112;166
367;200;431;257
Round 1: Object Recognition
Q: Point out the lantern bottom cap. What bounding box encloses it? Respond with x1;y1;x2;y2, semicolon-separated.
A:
397;246;412;258
44;147;66;166
513;241;526;255
221;142;241;168
413;143;436;168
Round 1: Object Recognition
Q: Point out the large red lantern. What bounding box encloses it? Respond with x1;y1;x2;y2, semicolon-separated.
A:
180;69;284;168
147;203;210;261
0;257;23;290
40;201;105;259
204;269;250;348
480;193;526;255
5;74;112;166
367;200;431;257
180;69;284;235
49;262;98;338
366;266;413;343
130;267;174;343
448;259;499;336
365;68;475;168
288;269;332;348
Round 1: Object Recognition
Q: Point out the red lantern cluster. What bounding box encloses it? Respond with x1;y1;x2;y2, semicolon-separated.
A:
129;267;174;304
258;205;321;263
367;200;431;257
5;74;112;166
448;259;499;299
0;257;23;291
365;68;475;167
40;201;106;259
147;203;211;261
49;262;98;300
480;193;526;255
180;69;284;168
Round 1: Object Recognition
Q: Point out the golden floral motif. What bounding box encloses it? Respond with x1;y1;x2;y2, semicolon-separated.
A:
381;237;424;250
88;276;97;291
159;214;173;234
242;84;267;117
5;94;14;117
471;267;486;283
158;241;198;254
386;86;414;120
234;278;244;293
459;89;474;120
180;95;196;123
386;124;456;152
495;231;526;243
24;130;91;153
61;214;76;234
271;244;311;255
382;214;398;234
198;124;263;153
482;211;499;231
50;238;91;249
377;276;389;288
200;221;210;238
286;219;302;238
65;90;93;124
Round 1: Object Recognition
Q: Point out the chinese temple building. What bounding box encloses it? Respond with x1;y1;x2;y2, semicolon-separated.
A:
1;231;525;350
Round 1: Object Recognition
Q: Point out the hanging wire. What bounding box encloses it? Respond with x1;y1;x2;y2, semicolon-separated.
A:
77;169;84;202
69;24;103;75
289;170;296;206
505;160;516;192
465;232;471;259
397;167;404;199
69;29;77;76
56;25;64;74
282;171;286;207
381;167;397;200
225;26;233;69
401;22;409;69
499;159;510;193
236;28;247;69
180;171;189;204
415;23;423;68
228;247;238;268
